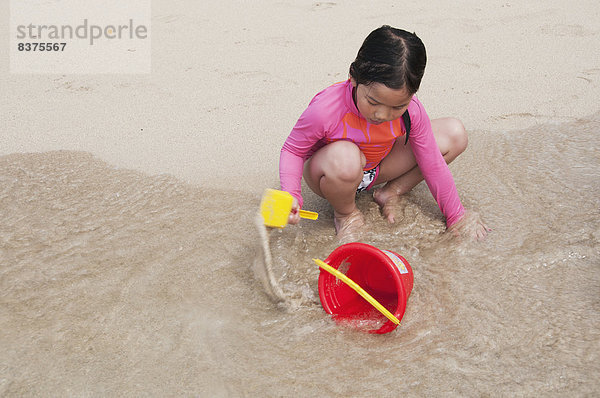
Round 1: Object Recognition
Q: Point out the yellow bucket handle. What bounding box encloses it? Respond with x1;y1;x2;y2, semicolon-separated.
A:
313;258;400;325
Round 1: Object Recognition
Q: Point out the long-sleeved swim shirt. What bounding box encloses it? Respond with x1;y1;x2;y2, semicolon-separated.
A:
279;79;465;227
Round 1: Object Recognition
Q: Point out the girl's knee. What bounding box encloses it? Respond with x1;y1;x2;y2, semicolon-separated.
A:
447;118;468;154
327;141;364;182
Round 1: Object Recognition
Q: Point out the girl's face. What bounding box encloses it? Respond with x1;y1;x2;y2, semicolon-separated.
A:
350;78;413;125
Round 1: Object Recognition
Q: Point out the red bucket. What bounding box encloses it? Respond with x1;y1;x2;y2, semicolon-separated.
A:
318;242;414;334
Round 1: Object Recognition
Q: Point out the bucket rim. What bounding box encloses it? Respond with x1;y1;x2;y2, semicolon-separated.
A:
318;242;408;334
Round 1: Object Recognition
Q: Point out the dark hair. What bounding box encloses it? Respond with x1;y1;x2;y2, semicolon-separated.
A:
349;26;427;94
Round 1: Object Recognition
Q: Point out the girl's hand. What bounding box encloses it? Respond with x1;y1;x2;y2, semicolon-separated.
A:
447;210;490;241
288;197;301;225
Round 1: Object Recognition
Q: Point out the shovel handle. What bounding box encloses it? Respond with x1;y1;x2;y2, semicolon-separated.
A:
299;209;318;220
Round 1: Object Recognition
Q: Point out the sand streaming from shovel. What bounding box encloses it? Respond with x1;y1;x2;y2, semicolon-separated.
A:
252;213;288;304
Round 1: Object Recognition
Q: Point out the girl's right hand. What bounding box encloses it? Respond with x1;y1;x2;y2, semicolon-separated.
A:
288;197;301;225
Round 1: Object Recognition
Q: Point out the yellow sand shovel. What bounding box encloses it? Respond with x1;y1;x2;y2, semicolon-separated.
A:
260;189;318;228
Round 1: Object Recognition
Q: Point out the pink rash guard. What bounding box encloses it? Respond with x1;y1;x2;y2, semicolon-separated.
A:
279;79;465;227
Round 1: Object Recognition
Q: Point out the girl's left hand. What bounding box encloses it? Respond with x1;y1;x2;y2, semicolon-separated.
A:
447;210;491;241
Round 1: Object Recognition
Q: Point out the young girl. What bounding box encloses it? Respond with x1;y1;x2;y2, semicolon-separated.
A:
279;26;489;241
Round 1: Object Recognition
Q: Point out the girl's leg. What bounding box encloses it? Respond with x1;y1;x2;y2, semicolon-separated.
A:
303;140;366;236
373;117;468;222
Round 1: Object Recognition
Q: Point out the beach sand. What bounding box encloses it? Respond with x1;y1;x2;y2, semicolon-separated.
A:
2;0;599;191
1;1;599;396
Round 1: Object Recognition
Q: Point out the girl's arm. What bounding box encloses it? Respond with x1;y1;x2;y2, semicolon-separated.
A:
279;106;327;209
279;146;305;208
408;101;465;227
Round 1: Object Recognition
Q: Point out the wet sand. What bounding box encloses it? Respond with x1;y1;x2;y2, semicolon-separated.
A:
2;1;600;396
1;116;599;395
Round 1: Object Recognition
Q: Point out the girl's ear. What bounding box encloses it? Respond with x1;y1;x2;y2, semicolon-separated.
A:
349;76;357;88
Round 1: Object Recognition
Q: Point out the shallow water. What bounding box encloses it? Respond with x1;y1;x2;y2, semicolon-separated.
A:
1;114;599;396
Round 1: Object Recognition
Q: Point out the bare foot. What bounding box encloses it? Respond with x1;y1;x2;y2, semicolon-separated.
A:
373;188;407;224
334;208;365;243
